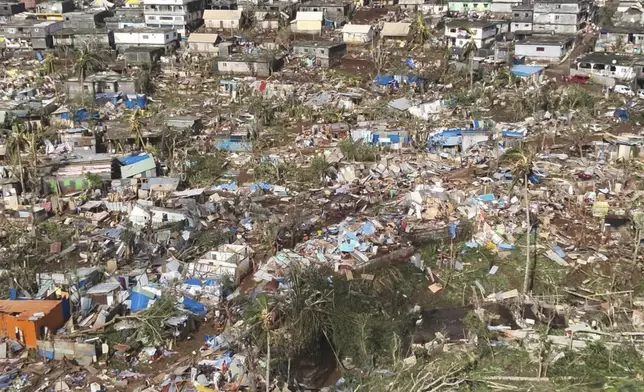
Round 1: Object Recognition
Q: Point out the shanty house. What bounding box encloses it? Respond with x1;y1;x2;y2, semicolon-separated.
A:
0;300;68;348
293;42;347;68
113;153;157;179
214;54;283;77
381;22;411;45
514;35;575;63
294;11;323;34
341;24;374;43
187;33;222;54
203;10;243;30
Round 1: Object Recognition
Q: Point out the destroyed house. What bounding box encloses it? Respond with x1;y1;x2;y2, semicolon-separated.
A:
112;153;157;179
36;268;101;292
1;19;63;49
123;46;165;65
58;127;97;154
0;2;26;16
598;25;644;53
65;72;142;97
573;52;644;81
128;203;191;227
299;0;351;22
105;11;146;30
46;155;113;194
0;300;68;348
214;54;283;77
86;282;126;307
52;28;113;48
62;9;111;29
293;42;347;68
186;244;253;283
165;116;203;131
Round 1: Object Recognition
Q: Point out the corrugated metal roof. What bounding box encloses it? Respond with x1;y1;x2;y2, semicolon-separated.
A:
203;10;242;20
0;300;61;320
296;11;324;21
381;22;411;37
187;33;220;43
342;24;372;34
87;282;122;294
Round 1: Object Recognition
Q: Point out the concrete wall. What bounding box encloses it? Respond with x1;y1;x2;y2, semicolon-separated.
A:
204;18;240;29
533;23;579;34
534;2;580;13
188;41;219;54
343;31;372;43
216;59;272;76
515;43;563;61
296;20;322;33
512;21;533;31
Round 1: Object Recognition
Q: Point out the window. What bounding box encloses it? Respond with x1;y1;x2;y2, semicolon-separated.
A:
514;13;519;17
321;49;326;54
473;3;478;7
524;23;529;27
536;46;545;51
514;23;519;27
556;4;561;8
3;6;7;10
525;12;529;16
142;34;149;39
450;28;456;32
555;15;559;20
484;3;488;7
148;15;156;19
165;34;169;39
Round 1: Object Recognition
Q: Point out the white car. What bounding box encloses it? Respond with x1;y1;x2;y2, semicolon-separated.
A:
638;89;644;99
614;85;634;96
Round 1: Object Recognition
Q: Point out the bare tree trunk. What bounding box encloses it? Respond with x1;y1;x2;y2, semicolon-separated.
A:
266;331;271;392
523;173;531;294
634;229;641;264
18;153;24;201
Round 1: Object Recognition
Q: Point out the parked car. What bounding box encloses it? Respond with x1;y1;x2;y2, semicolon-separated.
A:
638;89;644;99
614;85;635;96
562;75;590;84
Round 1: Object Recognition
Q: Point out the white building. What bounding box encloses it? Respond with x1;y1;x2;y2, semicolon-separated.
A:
293;11;323;34
341;24;374;43
444;20;499;49
114;27;178;52
143;0;204;36
203;9;243;30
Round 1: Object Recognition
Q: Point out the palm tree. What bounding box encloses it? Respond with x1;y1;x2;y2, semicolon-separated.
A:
126;107;145;149
42;53;55;75
6;122;30;196
500;147;536;294
460;29;478;89
72;44;104;105
410;12;431;48
119;219;137;262
244;294;278;391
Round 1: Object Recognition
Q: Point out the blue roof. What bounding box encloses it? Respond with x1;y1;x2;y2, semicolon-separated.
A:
511;65;545;77
119;153;150;165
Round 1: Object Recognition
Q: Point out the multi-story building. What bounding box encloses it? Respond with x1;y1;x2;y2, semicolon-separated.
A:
113;27;178;52
444;19;505;49
490;0;522;14
533;0;588;34
1;19;63;49
105;8;146;30
447;0;492;13
143;0;204;36
511;4;533;32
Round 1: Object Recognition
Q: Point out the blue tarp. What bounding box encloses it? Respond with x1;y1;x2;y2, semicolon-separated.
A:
475;193;495;202
449;222;458;239
119;153;150;165
184;278;201;286
511;65;545;77
182;296;207;316
375;75;395;85
130;291;150;312
405;58;417;69
614;108;629;121
211;181;237;192
250;182;273;192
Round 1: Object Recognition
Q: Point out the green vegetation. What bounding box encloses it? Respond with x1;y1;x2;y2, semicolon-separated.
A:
340;138;379;162
185;152;228;187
